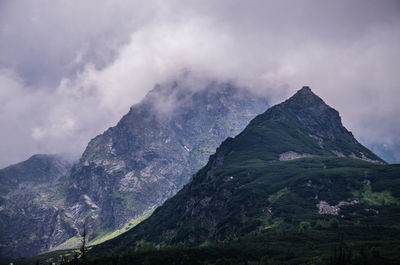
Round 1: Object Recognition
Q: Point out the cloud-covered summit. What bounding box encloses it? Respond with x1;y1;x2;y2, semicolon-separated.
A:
0;0;399;167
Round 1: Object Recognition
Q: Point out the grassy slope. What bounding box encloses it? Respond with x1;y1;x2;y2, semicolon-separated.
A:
87;156;400;264
92;156;400;252
88;209;154;246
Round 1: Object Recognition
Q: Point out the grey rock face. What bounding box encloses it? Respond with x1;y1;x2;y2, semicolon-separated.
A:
65;80;269;242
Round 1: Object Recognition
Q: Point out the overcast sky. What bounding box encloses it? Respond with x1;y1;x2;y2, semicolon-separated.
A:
0;0;400;167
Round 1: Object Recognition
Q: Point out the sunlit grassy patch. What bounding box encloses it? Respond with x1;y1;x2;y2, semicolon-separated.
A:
353;185;400;206
88;209;154;246
268;187;290;203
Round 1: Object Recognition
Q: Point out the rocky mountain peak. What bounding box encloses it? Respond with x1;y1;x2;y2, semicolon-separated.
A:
283;86;335;117
224;87;384;164
291;86;314;98
263;86;349;141
287;85;317;98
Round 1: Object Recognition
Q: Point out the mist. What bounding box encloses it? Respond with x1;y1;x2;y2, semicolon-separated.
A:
1;0;400;167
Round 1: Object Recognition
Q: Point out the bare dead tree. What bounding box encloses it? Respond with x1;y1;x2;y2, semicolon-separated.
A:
79;223;87;264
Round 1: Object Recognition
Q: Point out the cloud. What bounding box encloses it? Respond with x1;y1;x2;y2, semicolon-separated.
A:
0;68;108;166
0;0;400;167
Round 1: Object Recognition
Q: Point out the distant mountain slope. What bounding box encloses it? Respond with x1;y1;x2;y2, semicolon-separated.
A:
64;80;269;244
93;87;400;259
0;154;73;257
0;80;269;258
0;154;72;195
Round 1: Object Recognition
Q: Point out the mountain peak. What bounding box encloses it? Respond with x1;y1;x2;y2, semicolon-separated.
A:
299;85;312;93
229;86;384;164
264;86;335;127
285;86;324;106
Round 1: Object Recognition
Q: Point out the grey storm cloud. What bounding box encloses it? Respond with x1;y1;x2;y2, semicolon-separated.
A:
0;0;400;167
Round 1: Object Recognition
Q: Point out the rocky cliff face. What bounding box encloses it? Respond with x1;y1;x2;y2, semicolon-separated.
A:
0;80;269;258
65;80;269;242
0;154;73;257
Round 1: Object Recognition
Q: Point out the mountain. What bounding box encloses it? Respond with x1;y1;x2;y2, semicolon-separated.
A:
91;87;400;264
0;80;269;258
64;80;268;245
0;154;73;257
